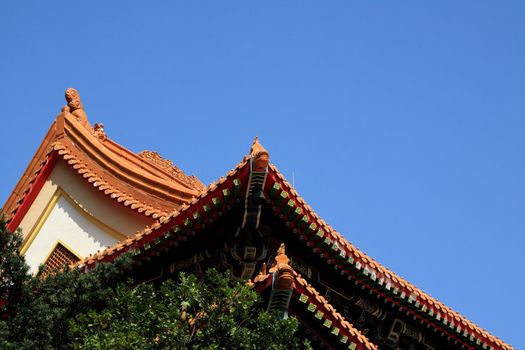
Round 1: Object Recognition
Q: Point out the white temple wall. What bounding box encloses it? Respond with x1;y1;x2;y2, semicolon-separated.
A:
17;160;153;273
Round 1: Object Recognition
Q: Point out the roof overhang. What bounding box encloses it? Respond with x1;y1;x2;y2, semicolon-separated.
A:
76;141;513;350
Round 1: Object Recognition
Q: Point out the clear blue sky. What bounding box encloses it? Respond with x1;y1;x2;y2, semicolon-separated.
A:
1;1;523;347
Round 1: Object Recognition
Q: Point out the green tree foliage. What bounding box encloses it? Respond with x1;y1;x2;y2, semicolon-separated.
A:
69;269;310;350
0;218;30;317
0;216;130;349
0;217;310;349
0;217;32;346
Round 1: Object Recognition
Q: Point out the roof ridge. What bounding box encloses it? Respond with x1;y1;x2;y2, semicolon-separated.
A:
3;89;207;228
251;245;378;350
76;155;251;268
266;163;515;350
61;113;201;200
2;121;58;223
75;151;514;349
137;150;206;191
293;272;379;350
53;141;168;219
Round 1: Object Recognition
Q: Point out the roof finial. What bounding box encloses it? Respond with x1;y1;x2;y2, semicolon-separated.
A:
269;243;294;292
93;123;106;141
250;136;269;172
277;243;286;256
63;88;89;127
270;243;290;272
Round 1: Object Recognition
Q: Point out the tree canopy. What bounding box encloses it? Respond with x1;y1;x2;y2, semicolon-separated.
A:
0;217;310;349
69;270;309;350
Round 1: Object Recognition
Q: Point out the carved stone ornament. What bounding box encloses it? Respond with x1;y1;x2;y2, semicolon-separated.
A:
250;136;269;172
63;88;89;126
268;243;294;290
93;123;106;141
138;150;205;191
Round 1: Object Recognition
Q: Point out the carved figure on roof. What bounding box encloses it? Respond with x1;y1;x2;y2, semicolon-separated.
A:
269;243;294;291
250;136;270;172
93;123;106;141
64;88;89;127
138;150;206;192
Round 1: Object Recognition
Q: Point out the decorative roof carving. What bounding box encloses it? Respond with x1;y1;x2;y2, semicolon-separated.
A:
138;150;205;192
93;123;106;141
63;88;89;127
250;136;269;172
269;243;294;291
3;88;206;227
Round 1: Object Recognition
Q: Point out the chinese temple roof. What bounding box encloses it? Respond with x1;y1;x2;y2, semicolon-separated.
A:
3;88;205;232
251;244;379;350
3;89;515;350
77;137;515;350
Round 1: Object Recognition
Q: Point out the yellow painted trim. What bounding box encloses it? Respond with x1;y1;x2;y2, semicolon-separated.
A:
20;191;60;255
58;188;127;241
20;187;127;255
42;239;83;265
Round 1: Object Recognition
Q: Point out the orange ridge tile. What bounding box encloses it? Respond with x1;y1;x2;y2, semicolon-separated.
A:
266;163;515;350
36;130;510;350
75;155;251;269
56;141;168;218
257;266;379;350
3;106;206;228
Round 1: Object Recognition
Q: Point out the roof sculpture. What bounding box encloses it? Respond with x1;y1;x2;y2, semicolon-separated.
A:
3;88;205;233
252;244;379;350
2;89;515;350
250;136;270;172
64;87;89;128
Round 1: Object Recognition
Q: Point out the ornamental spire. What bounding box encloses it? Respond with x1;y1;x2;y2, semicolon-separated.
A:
269;243;294;290
267;244;295;319
250;136;269;172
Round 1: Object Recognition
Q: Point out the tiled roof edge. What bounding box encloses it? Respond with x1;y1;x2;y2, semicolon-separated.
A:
251;264;378;350
266;163;514;350
293;272;379;350
77;155;251;269
3;110;207;229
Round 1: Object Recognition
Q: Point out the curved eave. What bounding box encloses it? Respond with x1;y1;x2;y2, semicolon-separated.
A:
5;151;58;232
74;155;514;350
78;156;251;268
263;164;515;350
3;120;59;226
61;113;201;205
3;111;205;231
252;270;378;350
102;139;205;191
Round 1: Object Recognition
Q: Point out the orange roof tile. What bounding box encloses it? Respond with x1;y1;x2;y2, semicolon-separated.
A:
293;274;379;350
252;246;378;350
66;137;513;350
76;155;251;268
3;88;205;230
265;163;515;350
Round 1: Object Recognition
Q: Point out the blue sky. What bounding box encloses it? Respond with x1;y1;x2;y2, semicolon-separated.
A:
1;1;523;347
